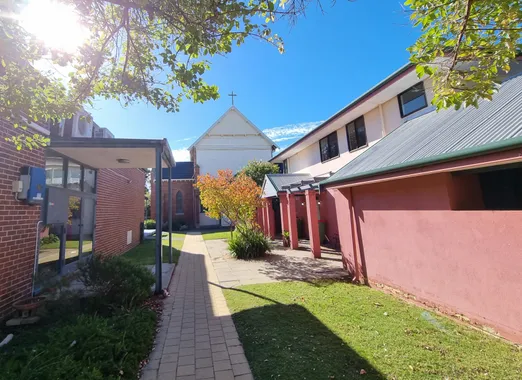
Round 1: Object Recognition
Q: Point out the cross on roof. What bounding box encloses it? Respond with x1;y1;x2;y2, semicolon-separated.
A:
228;91;237;106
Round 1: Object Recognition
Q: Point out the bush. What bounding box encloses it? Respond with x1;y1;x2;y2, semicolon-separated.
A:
162;220;187;232
78;255;154;309
228;227;271;260
144;219;156;229
40;233;59;245
0;309;156;380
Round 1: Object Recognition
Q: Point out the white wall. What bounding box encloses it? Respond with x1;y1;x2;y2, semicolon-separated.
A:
194;107;275;225
284;78;435;177
198;148;273;176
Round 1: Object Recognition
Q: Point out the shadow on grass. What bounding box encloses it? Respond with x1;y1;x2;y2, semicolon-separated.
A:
231;302;384;379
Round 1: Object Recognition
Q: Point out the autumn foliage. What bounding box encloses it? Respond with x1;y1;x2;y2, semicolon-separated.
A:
195;170;262;233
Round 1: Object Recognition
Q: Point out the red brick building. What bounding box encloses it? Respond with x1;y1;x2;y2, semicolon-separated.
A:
0;118;148;319
151;162;197;228
0;119;46;317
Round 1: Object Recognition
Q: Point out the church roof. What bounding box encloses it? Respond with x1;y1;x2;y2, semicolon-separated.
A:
160;161;194;180
188;106;278;150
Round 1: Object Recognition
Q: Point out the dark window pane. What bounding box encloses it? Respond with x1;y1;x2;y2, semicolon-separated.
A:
320;137;329;162
283;160;288;174
399;82;427;116
355;117;367;147
328;133;339;158
176;191;183;214
347;117;366;151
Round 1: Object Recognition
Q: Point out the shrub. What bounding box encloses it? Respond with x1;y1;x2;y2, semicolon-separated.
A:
228;227;271;260
78;255;154;309
144;219;156;229
40;233;59;245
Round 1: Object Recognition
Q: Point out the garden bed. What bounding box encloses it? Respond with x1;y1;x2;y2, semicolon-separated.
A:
0;257;161;379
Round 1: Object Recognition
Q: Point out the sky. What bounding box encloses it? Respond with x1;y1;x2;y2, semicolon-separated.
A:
87;1;421;162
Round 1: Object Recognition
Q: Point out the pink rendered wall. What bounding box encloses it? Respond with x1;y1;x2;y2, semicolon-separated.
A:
319;190;338;241
335;173;522;342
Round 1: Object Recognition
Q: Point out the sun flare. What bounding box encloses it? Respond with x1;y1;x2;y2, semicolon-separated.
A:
19;0;89;53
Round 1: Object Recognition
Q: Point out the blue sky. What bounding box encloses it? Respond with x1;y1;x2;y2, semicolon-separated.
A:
88;1;420;161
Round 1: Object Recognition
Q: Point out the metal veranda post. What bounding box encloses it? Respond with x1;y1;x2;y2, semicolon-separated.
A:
168;163;173;263
154;147;163;293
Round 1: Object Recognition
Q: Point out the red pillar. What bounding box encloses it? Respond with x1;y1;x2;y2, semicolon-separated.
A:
286;193;299;249
266;199;276;239
305;189;321;258
279;193;289;234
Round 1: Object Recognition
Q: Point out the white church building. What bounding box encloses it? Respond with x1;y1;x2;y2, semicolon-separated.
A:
152;106;278;228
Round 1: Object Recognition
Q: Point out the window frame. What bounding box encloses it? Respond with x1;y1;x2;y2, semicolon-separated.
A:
397;82;428;118
345;116;368;152
283;159;289;174
318;131;340;163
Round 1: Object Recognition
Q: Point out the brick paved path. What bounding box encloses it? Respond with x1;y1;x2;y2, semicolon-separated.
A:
141;232;253;380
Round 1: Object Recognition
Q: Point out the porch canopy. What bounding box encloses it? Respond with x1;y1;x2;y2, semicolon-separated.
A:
49;137;176;294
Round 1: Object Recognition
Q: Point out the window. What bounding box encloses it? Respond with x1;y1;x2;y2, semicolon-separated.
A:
176;191;183;214
45;156;64;187
398;82;428;117
67;161;82;191
84;168;96;193
346;116;367;152
319;132;339;162
283;159;289;174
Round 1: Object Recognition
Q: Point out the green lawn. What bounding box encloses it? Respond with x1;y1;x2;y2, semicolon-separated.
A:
224;281;522;380
41;240;92;250
201;229;234;240
121;233;185;265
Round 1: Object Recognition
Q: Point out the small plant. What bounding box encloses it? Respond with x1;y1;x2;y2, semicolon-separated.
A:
282;230;290;247
40;234;59;245
228;227;271;260
78;255;154;309
144;219;156;229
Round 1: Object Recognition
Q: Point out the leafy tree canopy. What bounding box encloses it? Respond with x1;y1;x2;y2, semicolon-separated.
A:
196;169;261;235
1;0;521;149
408;0;522;110
239;159;280;187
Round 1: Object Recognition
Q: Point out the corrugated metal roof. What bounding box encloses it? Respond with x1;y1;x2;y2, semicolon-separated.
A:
321;74;522;187
266;173;313;192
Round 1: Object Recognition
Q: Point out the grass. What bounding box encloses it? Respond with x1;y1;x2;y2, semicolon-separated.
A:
41;239;92;250
121;233;185;265
201;229;234;240
223;281;522;380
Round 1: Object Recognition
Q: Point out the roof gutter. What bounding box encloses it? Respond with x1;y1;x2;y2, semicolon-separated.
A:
270;63;415;162
320;136;522;189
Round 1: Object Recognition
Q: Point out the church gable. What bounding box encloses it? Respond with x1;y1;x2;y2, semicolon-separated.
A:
189;106;276;150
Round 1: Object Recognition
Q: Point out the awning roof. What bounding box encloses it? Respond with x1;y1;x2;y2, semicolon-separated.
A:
263;173;331;197
321;73;522;188
48;137;176;169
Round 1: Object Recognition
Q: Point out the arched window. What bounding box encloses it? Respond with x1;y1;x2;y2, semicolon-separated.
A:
176;191;183;214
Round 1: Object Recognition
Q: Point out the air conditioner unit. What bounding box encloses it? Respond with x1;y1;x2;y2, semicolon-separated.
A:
71;110;94;138
93;127;114;139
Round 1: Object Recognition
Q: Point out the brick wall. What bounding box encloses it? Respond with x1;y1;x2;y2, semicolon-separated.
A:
95;168;146;255
0;120;45;318
151;180;196;228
